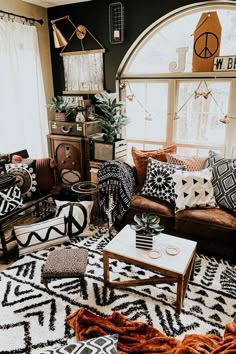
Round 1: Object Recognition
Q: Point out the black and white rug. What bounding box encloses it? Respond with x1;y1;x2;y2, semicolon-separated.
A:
0;227;235;354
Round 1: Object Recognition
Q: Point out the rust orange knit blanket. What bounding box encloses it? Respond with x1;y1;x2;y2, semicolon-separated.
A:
66;307;236;353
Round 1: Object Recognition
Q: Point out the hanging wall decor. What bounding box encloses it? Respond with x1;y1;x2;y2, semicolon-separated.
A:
51;15;105;94
109;2;124;44
62;50;105;94
174;80;235;124
192;11;221;72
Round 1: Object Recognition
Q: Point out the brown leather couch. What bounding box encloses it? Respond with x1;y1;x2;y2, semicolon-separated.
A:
119;166;236;260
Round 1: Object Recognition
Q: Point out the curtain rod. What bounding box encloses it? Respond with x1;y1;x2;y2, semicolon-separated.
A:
0;10;43;25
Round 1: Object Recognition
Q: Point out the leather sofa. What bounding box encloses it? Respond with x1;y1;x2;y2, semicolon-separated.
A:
117;147;236;260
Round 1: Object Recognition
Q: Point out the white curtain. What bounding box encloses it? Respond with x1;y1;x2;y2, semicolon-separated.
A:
0;20;48;158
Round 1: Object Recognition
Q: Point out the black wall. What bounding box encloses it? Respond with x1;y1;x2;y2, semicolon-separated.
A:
48;0;201;94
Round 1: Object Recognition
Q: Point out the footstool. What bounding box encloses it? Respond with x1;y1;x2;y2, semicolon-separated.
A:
42;248;88;291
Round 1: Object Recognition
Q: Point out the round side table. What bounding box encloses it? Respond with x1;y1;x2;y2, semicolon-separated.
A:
71;181;99;221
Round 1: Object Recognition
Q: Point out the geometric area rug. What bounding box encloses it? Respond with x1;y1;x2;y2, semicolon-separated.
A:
0;226;235;354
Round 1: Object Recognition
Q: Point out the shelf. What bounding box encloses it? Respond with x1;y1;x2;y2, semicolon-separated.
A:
63;90;105;95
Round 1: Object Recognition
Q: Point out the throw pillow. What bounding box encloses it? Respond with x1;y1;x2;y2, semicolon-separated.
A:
55;200;93;237
140;158;185;204
172;168;216;212
40;334;118;354
206;150;236;212
131;145;177;188
13;215;68;256
5;159;38;198
0;185;23;216
166;153;207;171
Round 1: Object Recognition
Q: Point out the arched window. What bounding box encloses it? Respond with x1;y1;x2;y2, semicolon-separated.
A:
117;2;236;157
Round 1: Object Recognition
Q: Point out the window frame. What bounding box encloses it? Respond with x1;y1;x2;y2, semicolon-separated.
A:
117;1;236;157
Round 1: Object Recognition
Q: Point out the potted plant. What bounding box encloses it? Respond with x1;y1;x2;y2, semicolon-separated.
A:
47;96;68;121
47;96;85;122
131;213;164;249
92;92;129;161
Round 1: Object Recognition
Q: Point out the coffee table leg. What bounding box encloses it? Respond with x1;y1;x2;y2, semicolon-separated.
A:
176;277;184;313
103;251;110;285
176;253;196;313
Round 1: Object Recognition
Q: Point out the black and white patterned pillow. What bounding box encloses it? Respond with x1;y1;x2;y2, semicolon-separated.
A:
5;160;38;198
172;168;216;212
140;158;185;203
14;215;68;256
40;334;118;354
55;200;93;237
206;150;236;212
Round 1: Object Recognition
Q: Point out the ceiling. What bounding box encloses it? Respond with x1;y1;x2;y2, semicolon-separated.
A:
20;0;91;8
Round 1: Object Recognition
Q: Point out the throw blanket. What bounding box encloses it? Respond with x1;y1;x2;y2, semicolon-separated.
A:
67;308;236;354
97;160;136;226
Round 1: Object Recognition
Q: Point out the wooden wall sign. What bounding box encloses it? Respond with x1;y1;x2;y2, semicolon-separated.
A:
213;56;236;72
192;11;221;72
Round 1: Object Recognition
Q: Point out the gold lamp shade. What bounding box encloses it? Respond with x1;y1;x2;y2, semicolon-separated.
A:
52;24;68;48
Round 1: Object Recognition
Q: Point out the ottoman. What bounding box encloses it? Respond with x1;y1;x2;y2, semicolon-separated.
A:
42;248;88;291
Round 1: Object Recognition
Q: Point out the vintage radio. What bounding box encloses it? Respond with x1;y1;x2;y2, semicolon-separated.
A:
49;120;101;137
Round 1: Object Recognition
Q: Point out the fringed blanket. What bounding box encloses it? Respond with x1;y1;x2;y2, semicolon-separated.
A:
67;307;236;354
97;160;136;226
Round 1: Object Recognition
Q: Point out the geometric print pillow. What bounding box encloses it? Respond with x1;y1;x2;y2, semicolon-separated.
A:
55;200;94;237
140;157;185;204
206;150;236;212
172;168;216;212
40;334;118;354
166;153;207;171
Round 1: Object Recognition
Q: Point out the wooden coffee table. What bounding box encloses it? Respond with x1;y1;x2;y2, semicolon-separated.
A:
103;225;197;313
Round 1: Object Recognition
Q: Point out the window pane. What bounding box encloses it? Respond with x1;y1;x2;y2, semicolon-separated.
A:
126;8;236;74
126;82;168;141
174;81;229;146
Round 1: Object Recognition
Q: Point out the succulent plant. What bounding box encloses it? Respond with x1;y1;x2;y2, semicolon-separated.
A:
131;213;164;236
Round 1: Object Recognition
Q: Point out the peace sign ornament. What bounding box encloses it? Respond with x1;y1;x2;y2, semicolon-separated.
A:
192;11;221;72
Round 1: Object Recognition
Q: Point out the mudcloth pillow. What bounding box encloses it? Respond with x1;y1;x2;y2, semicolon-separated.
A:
206;150;236;212
140;158;185;203
14;215;68;256
172;168;216;212
0;185;23;216
166;153;207;171
5;159;38;198
55;200;93;237
131;145;177;189
40;334;118;354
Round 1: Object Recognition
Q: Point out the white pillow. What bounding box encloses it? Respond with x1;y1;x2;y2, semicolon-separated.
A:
14;215;68;256
172;168;216;212
55;200;94;237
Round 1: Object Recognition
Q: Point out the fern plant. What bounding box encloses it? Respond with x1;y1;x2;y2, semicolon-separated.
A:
94;92;129;143
131;213;164;236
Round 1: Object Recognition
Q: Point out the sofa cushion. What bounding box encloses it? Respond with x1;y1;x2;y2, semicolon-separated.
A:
130;194;175;218
172;168;216;212
175;207;236;243
140;158;184;204
166;153;207;171
131;144;176;189
206;150;236;213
